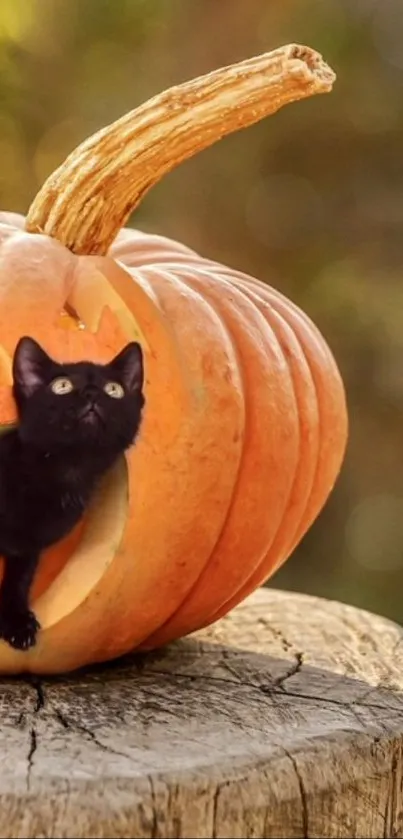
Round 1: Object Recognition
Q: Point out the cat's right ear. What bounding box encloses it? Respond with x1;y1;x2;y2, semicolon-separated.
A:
110;342;144;394
13;337;52;398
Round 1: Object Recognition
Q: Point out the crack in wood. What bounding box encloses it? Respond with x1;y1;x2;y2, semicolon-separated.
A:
282;748;309;839
26;728;37;792
24;677;45;792
51;704;134;761
138;666;403;714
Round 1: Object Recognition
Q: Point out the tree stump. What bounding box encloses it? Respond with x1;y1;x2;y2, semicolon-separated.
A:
0;587;402;838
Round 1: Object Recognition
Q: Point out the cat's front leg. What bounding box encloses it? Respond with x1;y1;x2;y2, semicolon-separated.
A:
0;553;41;650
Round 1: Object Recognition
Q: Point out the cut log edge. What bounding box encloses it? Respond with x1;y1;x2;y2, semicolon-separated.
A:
0;586;402;839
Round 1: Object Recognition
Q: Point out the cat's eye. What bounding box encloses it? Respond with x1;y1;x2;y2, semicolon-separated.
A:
50;377;74;395
104;381;124;399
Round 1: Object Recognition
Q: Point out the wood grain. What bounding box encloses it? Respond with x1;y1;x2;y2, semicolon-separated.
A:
0;587;402;838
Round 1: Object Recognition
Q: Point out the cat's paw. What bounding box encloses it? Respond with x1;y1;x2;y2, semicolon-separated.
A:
0;609;40;650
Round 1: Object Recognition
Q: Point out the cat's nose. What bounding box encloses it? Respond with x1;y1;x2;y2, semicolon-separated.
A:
82;385;98;403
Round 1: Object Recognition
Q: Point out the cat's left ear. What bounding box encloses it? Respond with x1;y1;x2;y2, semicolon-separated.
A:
13;336;53;398
110;342;144;394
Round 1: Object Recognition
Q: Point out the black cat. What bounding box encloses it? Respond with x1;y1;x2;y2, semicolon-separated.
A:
0;336;144;651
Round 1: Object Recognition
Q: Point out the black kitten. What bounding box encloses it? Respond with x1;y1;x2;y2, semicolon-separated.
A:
0;336;144;650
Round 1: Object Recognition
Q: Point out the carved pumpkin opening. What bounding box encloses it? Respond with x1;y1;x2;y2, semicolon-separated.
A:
33;457;128;629
58;303;86;331
0;270;142;629
0;458;128;634
68;267;149;348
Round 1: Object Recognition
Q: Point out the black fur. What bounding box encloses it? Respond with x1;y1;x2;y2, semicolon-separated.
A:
0;336;144;650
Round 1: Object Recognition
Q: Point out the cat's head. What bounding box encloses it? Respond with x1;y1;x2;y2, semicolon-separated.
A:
12;337;145;453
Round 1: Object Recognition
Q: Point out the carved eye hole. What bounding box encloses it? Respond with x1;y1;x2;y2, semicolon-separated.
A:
104;381;124;399
50;377;74;395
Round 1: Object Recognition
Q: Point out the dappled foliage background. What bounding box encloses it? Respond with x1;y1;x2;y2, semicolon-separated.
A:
1;0;402;622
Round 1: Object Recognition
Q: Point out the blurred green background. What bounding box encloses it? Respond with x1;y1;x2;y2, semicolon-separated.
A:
1;0;402;623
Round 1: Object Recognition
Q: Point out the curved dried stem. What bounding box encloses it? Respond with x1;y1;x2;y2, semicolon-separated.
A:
25;44;336;255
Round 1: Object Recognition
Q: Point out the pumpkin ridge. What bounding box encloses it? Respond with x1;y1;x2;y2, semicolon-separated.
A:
111;229;198;267
140;266;251;628
141;266;300;649
202;284;321;625
139;263;248;594
210;267;347;527
87;262;248;654
206;282;347;622
220;280;319;581
262;297;325;551
259;284;347;514
244;282;342;535
120;253;326;635
140;263;245;414
229;276;322;550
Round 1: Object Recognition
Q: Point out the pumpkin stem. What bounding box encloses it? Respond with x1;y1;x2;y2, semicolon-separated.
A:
25;44;335;256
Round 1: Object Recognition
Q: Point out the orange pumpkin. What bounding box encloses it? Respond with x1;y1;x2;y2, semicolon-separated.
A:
0;45;347;673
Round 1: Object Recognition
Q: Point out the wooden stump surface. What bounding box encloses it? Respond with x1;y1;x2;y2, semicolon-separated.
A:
1;587;403;838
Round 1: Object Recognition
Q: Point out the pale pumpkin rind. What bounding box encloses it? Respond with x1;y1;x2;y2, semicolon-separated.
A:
0;45;347;673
